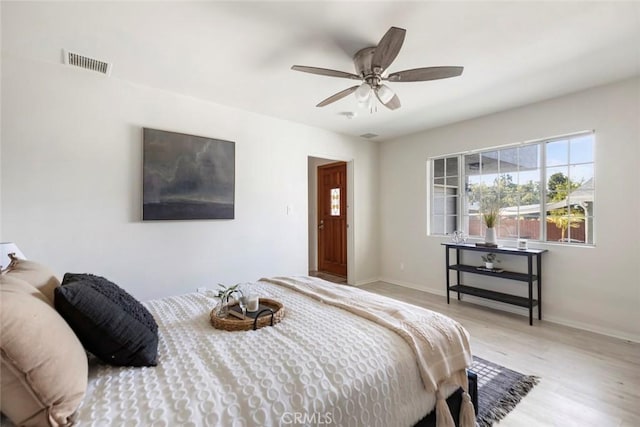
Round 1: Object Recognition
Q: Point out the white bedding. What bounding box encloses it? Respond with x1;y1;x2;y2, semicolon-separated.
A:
75;278;459;427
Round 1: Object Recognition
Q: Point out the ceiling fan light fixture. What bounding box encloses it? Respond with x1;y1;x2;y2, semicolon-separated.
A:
377;84;395;104
354;83;372;101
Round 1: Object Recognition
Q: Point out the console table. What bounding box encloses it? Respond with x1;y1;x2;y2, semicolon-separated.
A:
442;243;548;325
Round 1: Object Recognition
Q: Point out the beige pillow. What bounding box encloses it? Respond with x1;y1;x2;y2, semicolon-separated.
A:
0;276;88;427
0;275;50;305
4;259;60;305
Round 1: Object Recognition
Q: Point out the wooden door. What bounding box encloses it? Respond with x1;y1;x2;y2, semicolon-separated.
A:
317;162;347;277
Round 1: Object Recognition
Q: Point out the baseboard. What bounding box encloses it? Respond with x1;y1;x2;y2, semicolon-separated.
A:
542;314;640;343
353;277;382;287
377;277;446;296
381;278;640;344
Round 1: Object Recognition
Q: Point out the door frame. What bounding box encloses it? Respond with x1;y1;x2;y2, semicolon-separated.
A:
308;155;354;285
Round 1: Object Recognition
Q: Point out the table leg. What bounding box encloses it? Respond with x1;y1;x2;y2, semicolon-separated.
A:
445;247;450;304
528;255;533;326
456;248;461;300
537;253;542;320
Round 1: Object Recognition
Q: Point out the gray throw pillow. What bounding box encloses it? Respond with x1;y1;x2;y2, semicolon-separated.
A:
54;273;158;367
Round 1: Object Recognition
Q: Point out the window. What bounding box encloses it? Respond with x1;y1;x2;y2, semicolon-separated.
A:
428;131;595;245
330;188;340;216
430;157;459;235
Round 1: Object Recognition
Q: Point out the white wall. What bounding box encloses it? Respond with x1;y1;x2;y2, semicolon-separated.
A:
0;55;379;300
4;51;636;342
379;77;640;342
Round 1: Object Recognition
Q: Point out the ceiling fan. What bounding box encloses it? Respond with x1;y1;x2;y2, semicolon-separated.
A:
291;26;463;111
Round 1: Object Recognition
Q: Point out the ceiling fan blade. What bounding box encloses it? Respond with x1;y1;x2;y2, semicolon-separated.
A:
371;27;406;73
386;66;464;82
375;86;401;110
291;65;361;80
316;85;360;107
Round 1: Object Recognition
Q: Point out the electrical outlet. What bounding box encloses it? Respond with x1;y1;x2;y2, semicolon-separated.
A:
400;262;405;271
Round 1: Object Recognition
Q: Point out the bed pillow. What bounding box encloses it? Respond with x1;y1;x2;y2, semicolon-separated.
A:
54;273;159;367
3;258;60;305
0;274;50;305
0;276;88;427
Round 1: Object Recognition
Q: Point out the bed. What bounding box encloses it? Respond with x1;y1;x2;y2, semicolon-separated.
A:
1;264;476;427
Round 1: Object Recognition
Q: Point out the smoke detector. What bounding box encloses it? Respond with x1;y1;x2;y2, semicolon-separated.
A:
63;49;112;76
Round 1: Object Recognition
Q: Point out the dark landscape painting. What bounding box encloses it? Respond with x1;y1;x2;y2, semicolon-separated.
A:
143;128;235;220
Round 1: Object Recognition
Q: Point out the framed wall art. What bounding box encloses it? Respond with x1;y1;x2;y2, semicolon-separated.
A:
143;128;235;220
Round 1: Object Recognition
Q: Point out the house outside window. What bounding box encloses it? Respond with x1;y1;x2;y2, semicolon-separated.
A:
427;131;595;245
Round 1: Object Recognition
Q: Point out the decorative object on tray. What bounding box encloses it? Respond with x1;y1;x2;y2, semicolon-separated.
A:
212;283;240;319
238;284;259;313
451;230;467;244
481;253;500;270
232;283;261;319
210;298;284;331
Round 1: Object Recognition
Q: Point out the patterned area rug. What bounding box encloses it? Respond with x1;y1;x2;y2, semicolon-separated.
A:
472;356;540;426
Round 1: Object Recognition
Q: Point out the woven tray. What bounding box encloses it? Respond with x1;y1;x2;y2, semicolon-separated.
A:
210;298;285;331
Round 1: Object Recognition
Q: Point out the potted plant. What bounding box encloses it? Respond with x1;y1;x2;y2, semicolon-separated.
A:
214;283;240;318
482;206;499;245
481;253;500;270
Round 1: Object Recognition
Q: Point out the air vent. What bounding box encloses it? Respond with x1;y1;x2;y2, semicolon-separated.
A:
359;133;379;139
338;111;356;120
63;49;112;76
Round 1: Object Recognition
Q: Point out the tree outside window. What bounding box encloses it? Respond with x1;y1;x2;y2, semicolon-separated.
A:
545;172;585;242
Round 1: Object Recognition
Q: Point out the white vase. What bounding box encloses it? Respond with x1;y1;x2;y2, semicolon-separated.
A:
485;227;497;245
485;262;494;270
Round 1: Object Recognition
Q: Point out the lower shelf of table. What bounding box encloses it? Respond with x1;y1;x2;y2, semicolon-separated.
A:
448;285;538;308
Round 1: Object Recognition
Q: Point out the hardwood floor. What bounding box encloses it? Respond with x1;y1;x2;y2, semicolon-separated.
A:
309;270;347;284
359;281;640;427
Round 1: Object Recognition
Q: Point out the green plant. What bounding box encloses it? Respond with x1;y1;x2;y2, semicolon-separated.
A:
481;253;500;263
216;283;239;303
482;207;499;228
546;208;585;241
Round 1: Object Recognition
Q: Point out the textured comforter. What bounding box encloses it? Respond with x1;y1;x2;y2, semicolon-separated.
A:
74;278;465;426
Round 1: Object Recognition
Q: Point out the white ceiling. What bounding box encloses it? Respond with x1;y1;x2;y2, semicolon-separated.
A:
3;1;639;141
